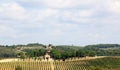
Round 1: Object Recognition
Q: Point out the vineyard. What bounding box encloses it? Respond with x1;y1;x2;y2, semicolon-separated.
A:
0;57;120;70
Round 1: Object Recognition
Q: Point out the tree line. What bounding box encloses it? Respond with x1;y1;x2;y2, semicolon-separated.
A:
0;43;120;60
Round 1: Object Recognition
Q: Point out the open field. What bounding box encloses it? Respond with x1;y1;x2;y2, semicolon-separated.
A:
0;56;106;62
0;56;120;70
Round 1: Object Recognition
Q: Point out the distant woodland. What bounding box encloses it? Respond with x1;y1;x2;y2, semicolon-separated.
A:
0;43;120;60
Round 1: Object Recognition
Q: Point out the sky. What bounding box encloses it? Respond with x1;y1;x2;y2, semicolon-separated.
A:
0;0;120;46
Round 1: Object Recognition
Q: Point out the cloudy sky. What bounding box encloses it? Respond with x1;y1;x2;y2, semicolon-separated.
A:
0;0;120;46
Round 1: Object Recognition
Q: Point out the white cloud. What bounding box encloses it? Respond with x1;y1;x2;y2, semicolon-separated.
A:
43;0;72;8
49;29;64;36
109;0;120;14
98;0;120;15
77;10;94;17
0;0;120;45
60;9;95;23
30;8;59;22
19;0;97;8
0;24;16;37
0;2;27;20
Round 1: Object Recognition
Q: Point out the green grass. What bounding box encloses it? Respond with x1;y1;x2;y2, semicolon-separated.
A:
87;57;120;70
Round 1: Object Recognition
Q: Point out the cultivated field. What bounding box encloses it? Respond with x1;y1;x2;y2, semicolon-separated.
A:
0;56;120;70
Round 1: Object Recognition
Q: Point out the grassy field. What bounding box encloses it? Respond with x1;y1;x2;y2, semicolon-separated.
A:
0;56;120;70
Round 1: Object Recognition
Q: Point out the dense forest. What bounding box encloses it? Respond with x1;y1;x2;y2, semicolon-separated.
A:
0;43;120;60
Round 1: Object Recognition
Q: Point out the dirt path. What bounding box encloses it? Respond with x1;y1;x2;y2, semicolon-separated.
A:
0;58;19;63
50;62;54;70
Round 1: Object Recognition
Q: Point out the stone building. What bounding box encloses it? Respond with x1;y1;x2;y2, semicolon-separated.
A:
43;44;54;61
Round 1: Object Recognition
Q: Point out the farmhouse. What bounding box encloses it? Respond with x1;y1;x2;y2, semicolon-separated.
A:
43;44;54;61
